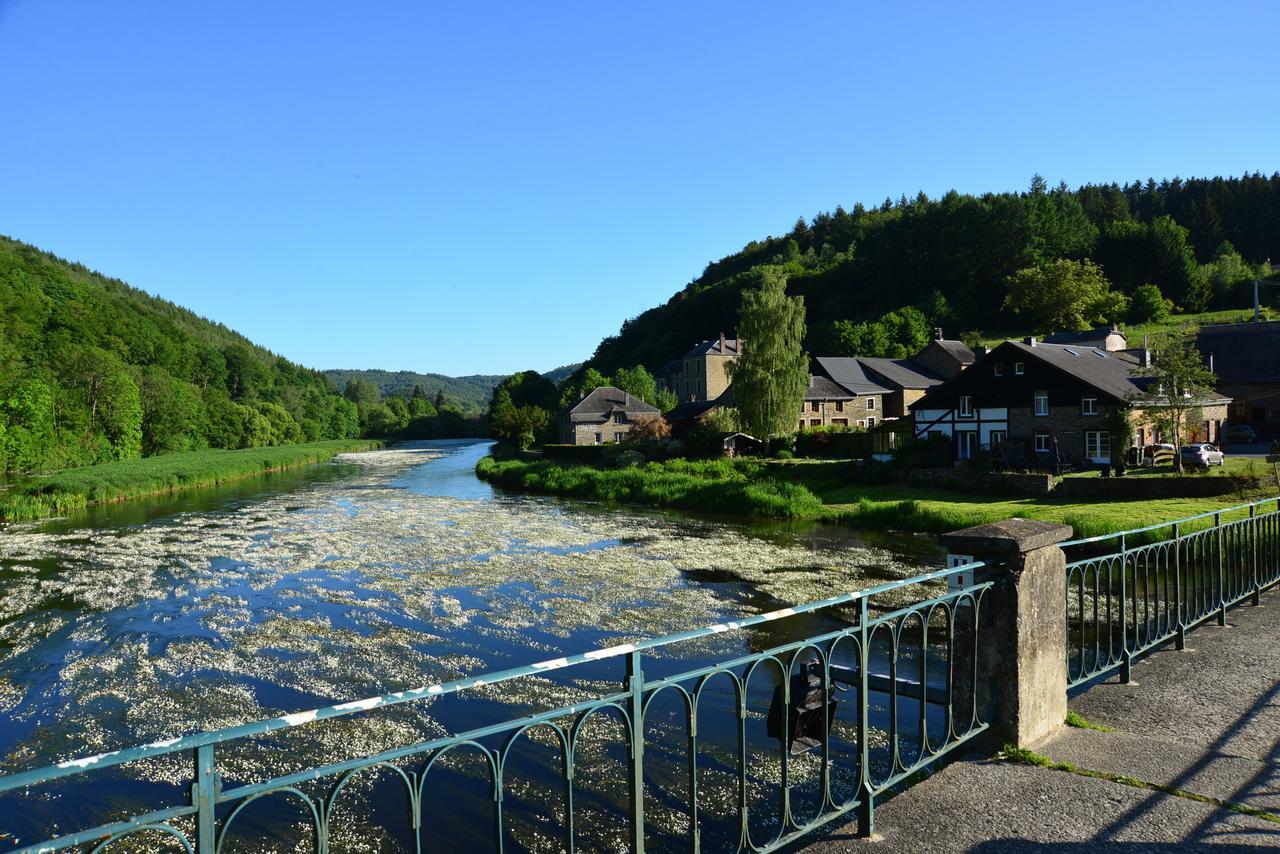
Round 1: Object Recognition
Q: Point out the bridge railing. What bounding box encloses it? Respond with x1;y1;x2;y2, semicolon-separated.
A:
1063;497;1280;688
0;562;994;853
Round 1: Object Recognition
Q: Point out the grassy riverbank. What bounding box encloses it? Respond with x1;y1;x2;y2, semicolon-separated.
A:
0;439;384;523
477;455;1277;541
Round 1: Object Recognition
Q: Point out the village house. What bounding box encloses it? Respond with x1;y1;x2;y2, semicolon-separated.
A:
560;386;660;445
1196;320;1280;438
800;368;887;429
911;338;1231;468
657;334;742;402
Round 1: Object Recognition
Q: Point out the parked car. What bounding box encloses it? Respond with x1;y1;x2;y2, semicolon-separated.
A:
1224;423;1258;443
1180;443;1226;467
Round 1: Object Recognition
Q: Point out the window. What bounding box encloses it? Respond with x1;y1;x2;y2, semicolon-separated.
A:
835;401;844;413
990;430;1007;447
1034;391;1049;416
866;416;876;428
1085;430;1111;461
810;401;819;413
594;432;603;445
810;418;821;427
1034;432;1051;453
958;395;974;418
613;412;627;424
994;363;1005;377
866;397;876;411
1015;362;1025;375
615;431;625;443
832;418;848;426
1081;396;1098;416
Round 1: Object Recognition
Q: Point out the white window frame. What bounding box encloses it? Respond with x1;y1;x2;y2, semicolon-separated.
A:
994;363;1004;377
1034;391;1049;416
594;432;603;445
990;430;1007;447
958;395;974;418
1082;396;1098;416
1015;362;1025;375
866;397;876;411
614;431;625;443
1085;430;1111;462
1034;432;1051;453
866;416;876;428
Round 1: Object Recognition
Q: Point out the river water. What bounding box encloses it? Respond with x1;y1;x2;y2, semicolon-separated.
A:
0;440;942;852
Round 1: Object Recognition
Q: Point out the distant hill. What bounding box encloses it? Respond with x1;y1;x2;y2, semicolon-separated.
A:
324;363;581;414
0;235;360;473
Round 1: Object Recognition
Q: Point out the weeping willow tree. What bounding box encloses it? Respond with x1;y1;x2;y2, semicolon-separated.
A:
729;266;809;440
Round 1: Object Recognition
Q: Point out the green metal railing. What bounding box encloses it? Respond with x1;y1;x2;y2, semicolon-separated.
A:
1064;497;1280;688
0;563;993;853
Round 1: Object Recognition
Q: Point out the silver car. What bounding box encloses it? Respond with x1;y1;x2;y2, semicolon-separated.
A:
1180;443;1225;467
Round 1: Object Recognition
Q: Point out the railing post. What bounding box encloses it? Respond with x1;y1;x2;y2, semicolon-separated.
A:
1251;503;1262;605
625;651;646;854
1173;522;1186;650
939;519;1072;748
1119;534;1131;683
193;744;218;852
856;596;874;838
1216;512;1227;625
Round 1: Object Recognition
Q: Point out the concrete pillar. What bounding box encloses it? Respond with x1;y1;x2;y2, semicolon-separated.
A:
941;518;1072;748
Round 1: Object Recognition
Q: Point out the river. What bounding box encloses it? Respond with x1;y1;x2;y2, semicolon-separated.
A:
0;440;942;852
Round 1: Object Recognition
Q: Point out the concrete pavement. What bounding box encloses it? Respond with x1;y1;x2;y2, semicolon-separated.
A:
798;587;1280;851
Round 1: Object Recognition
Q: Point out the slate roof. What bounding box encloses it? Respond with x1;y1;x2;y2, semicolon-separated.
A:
1197;321;1280;383
1004;342;1145;401
804;374;863;400
812;357;893;395
932;339;976;363
855;357;945;391
681;338;743;358
567;386;660;422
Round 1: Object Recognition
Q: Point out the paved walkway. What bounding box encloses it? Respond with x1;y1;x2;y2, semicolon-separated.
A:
800;589;1280;852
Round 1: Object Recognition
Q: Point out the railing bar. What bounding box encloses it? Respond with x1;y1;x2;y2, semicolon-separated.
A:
4;804;199;854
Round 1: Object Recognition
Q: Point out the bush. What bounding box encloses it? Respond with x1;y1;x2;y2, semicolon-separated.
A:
774;449;794;460
613;450;646;469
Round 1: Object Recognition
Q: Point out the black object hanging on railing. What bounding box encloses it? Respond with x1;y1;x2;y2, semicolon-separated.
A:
767;661;838;755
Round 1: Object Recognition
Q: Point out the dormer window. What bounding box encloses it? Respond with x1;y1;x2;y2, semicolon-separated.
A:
958;395;974;418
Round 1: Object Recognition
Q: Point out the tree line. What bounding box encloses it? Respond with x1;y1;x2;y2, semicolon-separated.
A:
582;173;1280;374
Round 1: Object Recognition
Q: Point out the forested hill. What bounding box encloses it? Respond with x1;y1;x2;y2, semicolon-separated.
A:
584;173;1280;376
324;364;582;415
0;236;361;474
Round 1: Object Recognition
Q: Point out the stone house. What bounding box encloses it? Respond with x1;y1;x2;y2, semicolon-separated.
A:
911;338;1231;468
799;372;887;430
911;332;976;379
1196;320;1280;438
560;386;660;445
657;334;742;402
816;356;945;420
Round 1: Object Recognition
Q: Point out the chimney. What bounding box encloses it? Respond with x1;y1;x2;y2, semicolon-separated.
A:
934;327;944;341
719;332;725;353
1139;347;1152;368
1209;353;1214;374
1024;336;1037;347
737;338;743;355
624;392;630;405
974;345;989;358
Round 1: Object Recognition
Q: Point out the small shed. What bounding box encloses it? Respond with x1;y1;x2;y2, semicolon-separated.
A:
722;432;764;457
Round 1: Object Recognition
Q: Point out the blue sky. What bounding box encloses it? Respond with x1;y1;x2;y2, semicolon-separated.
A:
1;1;1277;376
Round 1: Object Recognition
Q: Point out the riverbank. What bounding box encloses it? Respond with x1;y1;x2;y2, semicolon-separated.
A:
0;439;384;523
476;455;1277;541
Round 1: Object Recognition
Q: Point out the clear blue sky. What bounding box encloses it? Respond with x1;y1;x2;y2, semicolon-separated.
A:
2;1;1277;376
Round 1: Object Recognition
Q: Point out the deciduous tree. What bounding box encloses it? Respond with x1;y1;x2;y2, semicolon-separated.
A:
729;267;808;440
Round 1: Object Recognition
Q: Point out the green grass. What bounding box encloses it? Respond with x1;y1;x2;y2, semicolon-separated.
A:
478;455;1277;540
1065;710;1113;732
980;307;1275;349
476;456;825;519
0;439;384;523
1060;457;1273;480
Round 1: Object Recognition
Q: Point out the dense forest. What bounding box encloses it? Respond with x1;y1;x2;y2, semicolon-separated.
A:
0;236;366;474
583;173;1280;376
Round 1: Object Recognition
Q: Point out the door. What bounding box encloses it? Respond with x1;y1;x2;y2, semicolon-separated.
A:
957;431;978;460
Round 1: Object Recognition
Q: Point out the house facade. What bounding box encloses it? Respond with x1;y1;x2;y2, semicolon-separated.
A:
657;335;742;402
912;339;1230;468
560;386;660;445
1197;320;1280;438
798;375;886;430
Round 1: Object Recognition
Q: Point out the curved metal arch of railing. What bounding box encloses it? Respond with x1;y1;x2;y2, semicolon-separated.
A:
1066;501;1280;689
1;563;994;854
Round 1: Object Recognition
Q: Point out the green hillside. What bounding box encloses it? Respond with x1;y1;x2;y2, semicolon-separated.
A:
582;173;1280;376
0;236;360;474
324;363;582;415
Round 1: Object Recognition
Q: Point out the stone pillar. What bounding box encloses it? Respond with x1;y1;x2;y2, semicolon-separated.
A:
941;518;1072;748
